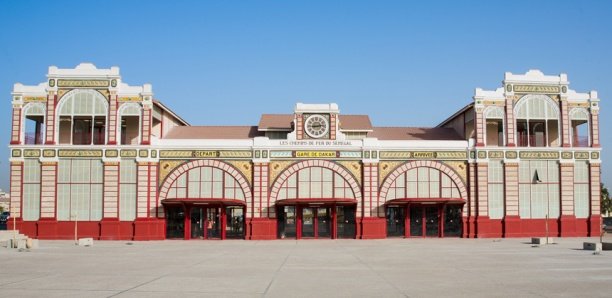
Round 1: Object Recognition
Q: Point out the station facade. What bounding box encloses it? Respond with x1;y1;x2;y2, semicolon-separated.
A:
8;64;602;240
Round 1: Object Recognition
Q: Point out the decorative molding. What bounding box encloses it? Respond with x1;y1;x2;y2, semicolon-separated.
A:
379;151;411;159
159;150;252;159
591;152;600;160
443;161;468;184
23;96;46;102
118;96;141;102
57;79;109;88
505;151;518;159
561;152;573;159
12;149;21;157
105;150;118;158
269;160;295;186
58;149;103;158
139;150;148;158
121;149;137;158
159;160;186;185
379;161;403;185
513;85;560;93
226;160;253;185
488;151;504;159
337;161;362;186
574;152;589;160
379;151;467;160
43;149;56;158
219;151;252;158
23;149;41;157
270;151;292;158
518;151;560;159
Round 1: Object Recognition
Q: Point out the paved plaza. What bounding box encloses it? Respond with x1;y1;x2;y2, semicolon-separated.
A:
1;237;612;297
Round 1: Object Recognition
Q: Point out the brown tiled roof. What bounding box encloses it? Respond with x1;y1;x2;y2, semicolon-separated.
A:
257;114;373;131
258;114;293;130
369;127;462;141
164;126;262;139
339;115;372;131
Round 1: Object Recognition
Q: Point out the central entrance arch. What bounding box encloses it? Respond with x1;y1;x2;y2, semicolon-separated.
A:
158;160;252;240
269;160;362;239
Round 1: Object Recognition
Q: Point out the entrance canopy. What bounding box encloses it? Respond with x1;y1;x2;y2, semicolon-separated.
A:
276;198;356;205
162;198;246;206
385;198;465;205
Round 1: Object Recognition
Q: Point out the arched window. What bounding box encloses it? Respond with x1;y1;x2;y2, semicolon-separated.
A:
277;166;355;200
385;167;460;201
514;95;560;147
57;90;108;145
569;108;590;147
167;166;245;201
484;106;504;146
22;102;45;145
117;103;142;145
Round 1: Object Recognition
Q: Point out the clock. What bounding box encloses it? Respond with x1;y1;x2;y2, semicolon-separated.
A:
304;114;329;139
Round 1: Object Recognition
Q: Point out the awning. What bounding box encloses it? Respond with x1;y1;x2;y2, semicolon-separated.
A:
384;198;465;205
276;198;357;206
161;198;246;206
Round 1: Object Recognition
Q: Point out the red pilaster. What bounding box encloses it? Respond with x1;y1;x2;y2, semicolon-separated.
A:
560;99;571;147
590;111;600;147
107;93;118;144
10;105;22;144
44;93;56;145
40;162;58;219
505;97;516;146
140;107;152;145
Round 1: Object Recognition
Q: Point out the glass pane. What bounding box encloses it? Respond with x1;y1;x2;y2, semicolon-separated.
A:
225;207;244;239
278;206;296;239
336;206;356;239
191;207;205;239
166;206;184;239
410;206;423;237
206;208;221;239
301;207;314;238
425;207;439;237
386;206;405;237
444;205;462;237
317;207;331;238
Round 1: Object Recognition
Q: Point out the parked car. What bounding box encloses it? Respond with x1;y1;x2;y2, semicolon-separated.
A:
602;217;612;233
0;211;9;230
0;211;9;222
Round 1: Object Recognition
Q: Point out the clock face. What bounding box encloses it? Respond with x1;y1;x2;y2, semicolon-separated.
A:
304;114;329;139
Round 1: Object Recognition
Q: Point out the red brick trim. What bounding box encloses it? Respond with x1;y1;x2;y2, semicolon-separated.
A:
268;160;362;207
158;160;252;205
378;160;468;202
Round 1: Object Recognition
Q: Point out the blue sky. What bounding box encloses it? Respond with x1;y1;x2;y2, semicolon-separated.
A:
0;0;610;190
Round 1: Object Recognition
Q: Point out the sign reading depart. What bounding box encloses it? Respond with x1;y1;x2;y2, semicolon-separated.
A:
57;79;110;88
294;151;338;158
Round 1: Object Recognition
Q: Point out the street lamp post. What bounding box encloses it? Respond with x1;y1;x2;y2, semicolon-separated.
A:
71;212;78;245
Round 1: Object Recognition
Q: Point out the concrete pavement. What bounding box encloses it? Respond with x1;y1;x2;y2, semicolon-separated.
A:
1;237;612;297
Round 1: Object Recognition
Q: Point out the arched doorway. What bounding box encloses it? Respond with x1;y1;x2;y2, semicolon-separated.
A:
270;160;362;239
379;161;468;238
158;160;252;240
